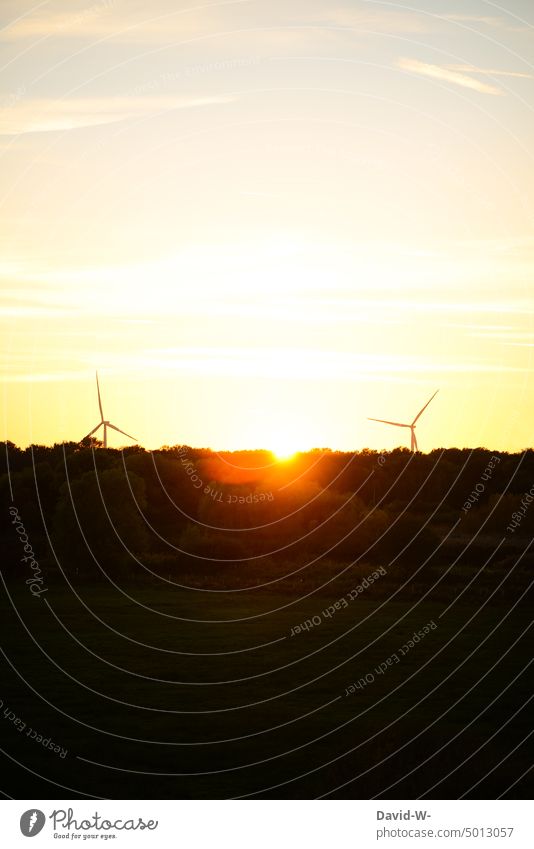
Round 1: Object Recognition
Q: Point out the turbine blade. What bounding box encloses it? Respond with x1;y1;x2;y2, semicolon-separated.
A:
82;423;102;440
96;371;104;420
107;423;137;442
368;418;410;428
412;390;439;425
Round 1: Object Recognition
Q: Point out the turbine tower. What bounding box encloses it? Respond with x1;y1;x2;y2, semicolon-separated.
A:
82;372;137;449
368;390;439;453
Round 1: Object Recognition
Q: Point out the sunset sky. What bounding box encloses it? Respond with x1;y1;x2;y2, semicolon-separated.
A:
2;0;534;452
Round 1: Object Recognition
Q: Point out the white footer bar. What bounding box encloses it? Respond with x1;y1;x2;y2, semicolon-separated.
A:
2;800;531;848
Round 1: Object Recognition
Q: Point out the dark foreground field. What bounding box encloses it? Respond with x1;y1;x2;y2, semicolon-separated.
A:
1;579;532;799
1;444;533;798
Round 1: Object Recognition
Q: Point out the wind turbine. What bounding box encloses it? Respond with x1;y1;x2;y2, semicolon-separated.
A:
368;390;439;453
82;372;137;449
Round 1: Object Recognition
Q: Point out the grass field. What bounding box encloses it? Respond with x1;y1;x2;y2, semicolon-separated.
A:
1;575;531;800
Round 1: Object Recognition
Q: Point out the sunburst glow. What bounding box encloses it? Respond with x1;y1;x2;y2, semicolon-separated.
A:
269;428;303;461
272;445;298;462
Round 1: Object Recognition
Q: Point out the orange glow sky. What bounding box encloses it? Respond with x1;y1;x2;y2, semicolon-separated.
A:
2;0;534;452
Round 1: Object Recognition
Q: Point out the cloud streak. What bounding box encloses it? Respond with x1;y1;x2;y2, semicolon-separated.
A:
0;0;245;43
442;14;506;27
441;13;529;32
0;1;118;40
0;94;234;135
317;6;429;34
398;58;503;96
447;65;532;79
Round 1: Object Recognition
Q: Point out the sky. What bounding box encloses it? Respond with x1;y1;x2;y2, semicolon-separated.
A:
1;0;534;453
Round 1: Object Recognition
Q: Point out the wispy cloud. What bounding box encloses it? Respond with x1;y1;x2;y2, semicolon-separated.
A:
0;1;119;40
440;12;530;34
0;1;430;45
0;94;234;135
316;6;429;34
398;58;503;96
0;0;244;42
445;323;515;331
0;305;69;317
469;330;534;343
74;346;528;380
1;370;90;383
442;14;507;27
447;64;532;79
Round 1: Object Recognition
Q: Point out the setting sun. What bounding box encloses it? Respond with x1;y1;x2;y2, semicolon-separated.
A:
272;444;298;462
271;438;300;462
268;427;303;461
